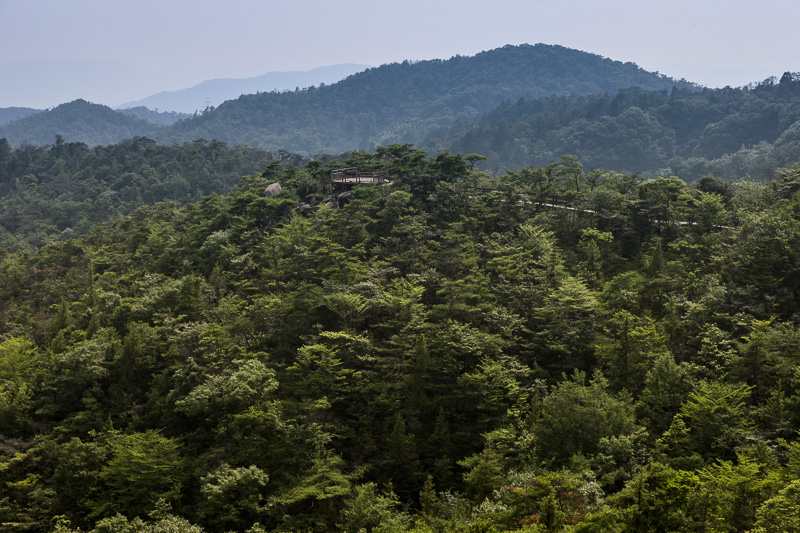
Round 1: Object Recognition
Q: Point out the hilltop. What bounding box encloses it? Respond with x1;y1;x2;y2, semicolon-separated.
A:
160;44;694;153
0;99;159;146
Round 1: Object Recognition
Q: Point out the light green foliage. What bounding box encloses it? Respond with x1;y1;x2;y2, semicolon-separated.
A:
533;276;598;368
752;479;800;533
323;291;369;330
39;327;119;427
610;462;704;532
469;470;603;532
458;355;530;430
274;454;355;531
589;428;650;491
200;463;268;531
636;354;695;435
460;448;506;504
0;337;38;433
173;358;277;420
596;310;670;394
338;482;411;533
97;430;186;518
678;381;753;460
52;437;109;523
700;455;779;533
578;228;614;287
88;510;204;533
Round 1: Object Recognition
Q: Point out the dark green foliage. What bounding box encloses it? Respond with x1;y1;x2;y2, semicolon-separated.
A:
3;147;800;532
0;137;277;250
534;371;636;465
446;77;800;180
0;100;159;147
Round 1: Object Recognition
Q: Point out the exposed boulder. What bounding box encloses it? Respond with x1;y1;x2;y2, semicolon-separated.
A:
264;182;282;197
336;191;353;207
295;203;318;214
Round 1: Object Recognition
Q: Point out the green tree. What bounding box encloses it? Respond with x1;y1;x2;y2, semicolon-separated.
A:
752;479;800;533
0;336;40;435
534;371;636;465
200;463;269;531
596;310;670;395
609;462;704;533
678;381;753;460
338;482;411;533
636;354;695;436
96;430;187;518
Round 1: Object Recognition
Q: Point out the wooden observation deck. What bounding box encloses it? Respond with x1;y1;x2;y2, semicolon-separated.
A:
331;167;392;185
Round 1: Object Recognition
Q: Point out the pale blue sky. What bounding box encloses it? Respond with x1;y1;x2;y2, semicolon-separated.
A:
2;0;799;108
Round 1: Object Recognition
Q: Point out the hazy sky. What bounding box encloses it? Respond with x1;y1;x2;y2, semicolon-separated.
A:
2;0;799;108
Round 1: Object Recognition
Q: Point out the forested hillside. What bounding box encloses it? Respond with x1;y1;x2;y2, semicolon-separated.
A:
0;108;41;127
117;107;189;126
0;137;278;250
117;64;371;114
2;147;800;531
439;72;800;180
0;100;159;147
161;44;692;153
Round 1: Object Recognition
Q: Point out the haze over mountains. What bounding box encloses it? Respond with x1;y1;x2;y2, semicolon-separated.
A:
0;45;691;148
2;43;799;178
116;64;371;113
0;107;41;127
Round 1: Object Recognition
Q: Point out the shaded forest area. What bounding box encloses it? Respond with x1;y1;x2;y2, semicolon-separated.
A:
0;137;279;250
442;72;800;179
2;145;800;531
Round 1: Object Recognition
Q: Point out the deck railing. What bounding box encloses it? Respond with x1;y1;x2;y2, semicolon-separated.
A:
331;168;389;184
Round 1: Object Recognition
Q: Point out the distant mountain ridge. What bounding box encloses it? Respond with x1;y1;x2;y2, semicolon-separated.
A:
117;64;371;113
439;74;800;180
157;44;695;153
118;107;189;126
0;107;42;127
0;99;158;146
0;44;699;152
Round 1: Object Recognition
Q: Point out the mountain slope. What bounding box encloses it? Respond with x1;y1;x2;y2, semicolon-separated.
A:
440;74;800;179
118;106;189;126
159;44;696;153
0;107;42;126
117;64;371;113
0;100;159;146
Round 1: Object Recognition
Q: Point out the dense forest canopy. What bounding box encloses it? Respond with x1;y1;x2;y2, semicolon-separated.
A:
117;107;189;126
2;145;800;531
4;42;800;532
0;137;280;250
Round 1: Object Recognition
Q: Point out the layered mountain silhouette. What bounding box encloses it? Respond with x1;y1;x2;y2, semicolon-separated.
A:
160;44;694;153
116;63;371;113
0;44;694;152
